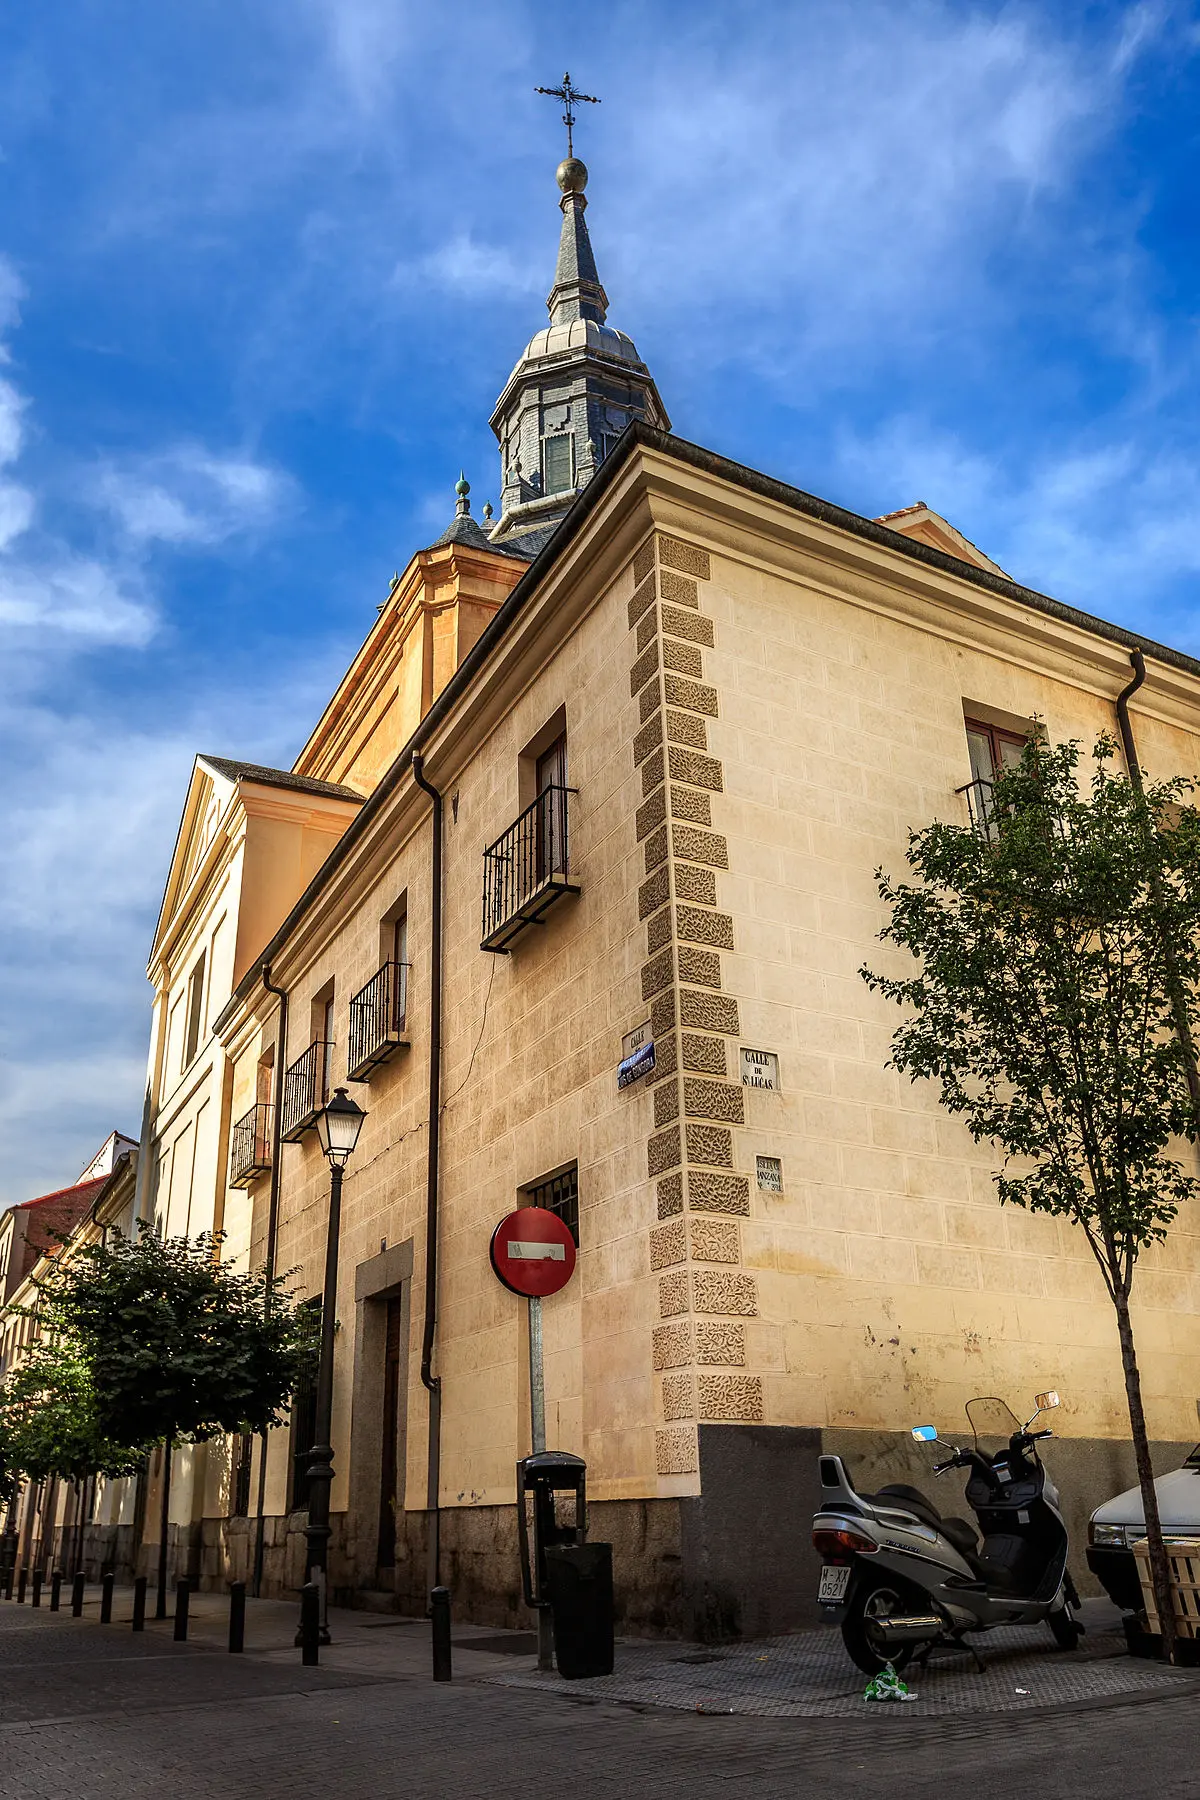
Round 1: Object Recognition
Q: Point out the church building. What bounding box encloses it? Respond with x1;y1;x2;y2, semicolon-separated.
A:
133;122;1200;1638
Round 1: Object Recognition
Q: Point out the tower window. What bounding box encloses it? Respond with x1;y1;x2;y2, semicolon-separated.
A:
543;434;573;495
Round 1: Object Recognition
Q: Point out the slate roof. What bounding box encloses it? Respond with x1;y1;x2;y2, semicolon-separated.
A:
198;758;365;803
426;514;530;558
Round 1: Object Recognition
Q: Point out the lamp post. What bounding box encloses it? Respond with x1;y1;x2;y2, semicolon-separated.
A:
299;1086;365;1646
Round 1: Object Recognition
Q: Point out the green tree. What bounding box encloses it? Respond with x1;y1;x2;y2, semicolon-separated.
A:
0;1337;144;1485
31;1230;318;1448
862;735;1200;1661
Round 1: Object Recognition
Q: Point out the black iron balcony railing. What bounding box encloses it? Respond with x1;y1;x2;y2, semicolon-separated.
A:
956;776;1000;839
481;784;580;953
280;1040;333;1142
229;1102;272;1187
347;961;411;1082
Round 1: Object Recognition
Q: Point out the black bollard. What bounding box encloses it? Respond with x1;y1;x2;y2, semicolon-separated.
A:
299;1581;320;1667
100;1571;114;1624
31;1569;42;1608
50;1571;62;1612
2;1560;13;1601
132;1576;147;1632
173;1578;190;1642
228;1581;245;1654
17;1567;27;1605
430;1585;452;1682
71;1572;85;1617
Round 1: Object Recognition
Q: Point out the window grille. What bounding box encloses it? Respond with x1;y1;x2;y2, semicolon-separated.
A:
524;1164;579;1246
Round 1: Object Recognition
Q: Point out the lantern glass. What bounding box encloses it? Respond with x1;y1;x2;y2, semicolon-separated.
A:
316;1087;366;1166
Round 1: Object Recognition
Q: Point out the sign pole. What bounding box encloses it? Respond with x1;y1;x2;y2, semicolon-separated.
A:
528;1295;554;1672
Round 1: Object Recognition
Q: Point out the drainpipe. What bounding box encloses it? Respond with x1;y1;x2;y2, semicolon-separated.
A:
1114;649;1200;1129
252;964;289;1598
410;751;444;1594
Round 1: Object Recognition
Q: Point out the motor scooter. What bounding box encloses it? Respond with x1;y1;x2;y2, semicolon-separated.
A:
812;1391;1082;1674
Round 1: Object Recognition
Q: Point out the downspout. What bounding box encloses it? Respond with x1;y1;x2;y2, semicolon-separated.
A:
252;964;289;1598
1115;650;1200;1130
410;751;444;1594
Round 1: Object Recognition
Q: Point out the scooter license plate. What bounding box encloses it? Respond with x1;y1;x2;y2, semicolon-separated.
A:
818;1565;851;1603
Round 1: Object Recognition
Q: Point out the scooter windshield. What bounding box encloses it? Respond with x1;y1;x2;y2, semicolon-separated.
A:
965;1395;1020;1446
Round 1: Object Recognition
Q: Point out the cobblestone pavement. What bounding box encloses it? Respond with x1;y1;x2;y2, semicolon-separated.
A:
0;1591;1196;1800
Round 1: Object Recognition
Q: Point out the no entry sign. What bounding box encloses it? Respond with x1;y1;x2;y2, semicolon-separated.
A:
490;1207;577;1298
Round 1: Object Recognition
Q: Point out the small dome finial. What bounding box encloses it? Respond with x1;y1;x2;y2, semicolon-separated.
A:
556;156;588;196
455;472;470;516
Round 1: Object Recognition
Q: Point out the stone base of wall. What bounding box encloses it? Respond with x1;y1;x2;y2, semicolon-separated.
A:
56;1428;1193;1642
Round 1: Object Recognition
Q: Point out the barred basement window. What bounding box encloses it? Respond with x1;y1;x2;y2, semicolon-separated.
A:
524;1163;579;1246
543;433;573;495
756;1155;783;1193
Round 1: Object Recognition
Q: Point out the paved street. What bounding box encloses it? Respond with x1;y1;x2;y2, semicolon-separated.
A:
0;1590;1197;1799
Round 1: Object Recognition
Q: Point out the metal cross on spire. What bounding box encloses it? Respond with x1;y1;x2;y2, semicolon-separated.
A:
534;71;599;158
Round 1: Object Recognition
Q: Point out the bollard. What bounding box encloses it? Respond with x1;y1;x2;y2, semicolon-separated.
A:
299;1581;320;1667
228;1581;245;1654
71;1572;85;1617
17;1567;27;1605
3;1560;13;1601
430;1585;452;1682
132;1576;147;1632
173;1578;190;1642
100;1571;114;1624
31;1569;42;1609
50;1571;62;1613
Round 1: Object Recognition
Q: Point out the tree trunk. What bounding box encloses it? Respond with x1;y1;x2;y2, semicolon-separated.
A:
1113;1288;1177;1661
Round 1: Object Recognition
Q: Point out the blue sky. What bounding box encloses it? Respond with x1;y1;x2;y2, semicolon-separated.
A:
2;0;1199;1201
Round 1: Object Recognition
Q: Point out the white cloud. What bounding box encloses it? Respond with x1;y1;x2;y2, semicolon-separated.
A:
93;444;291;547
398;234;541;300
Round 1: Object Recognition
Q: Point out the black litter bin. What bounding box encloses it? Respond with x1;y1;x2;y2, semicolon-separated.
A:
544;1542;614;1679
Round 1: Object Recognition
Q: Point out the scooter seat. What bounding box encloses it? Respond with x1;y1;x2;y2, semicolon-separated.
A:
938;1516;981;1559
871;1484;944;1530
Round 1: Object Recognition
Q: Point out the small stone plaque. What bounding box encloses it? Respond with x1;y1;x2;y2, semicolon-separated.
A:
756;1155;783;1193
740;1047;779;1090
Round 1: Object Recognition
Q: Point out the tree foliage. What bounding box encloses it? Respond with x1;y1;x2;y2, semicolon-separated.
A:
30;1230;319;1450
0;1337;143;1485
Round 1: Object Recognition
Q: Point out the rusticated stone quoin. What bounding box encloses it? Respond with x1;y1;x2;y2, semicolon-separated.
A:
668;746;723;791
689;1217;741;1263
677;946;721;989
641;947;674;1001
640;683;662;725
653;1033;677;1080
641;748;665;796
682;1032;726;1075
692;1269;758;1316
639;866;669;919
649;1219;686;1270
650;990;677;1038
644;824;668;873
655;1426;698;1476
636;787;667;841
685;1123;734;1168
674;864;717;906
680;989;739;1034
697;1374;763;1421
687;1170;751;1215
633;713;663;766
647;1126;681;1177
672;826;728;868
683;1077;745;1124
661;605;714;646
633;539;656;586
636;606;658;654
660;536;711;580
646;906;672;954
696;1322;746;1365
659;568;699;608
652;1321;692;1369
663;639;704;679
656;1172;683;1219
663;674;718;716
630;641;660;698
669;787;711;827
661;1372;694;1421
676;905;734;950
658;1267;689;1317
653;1079;680;1127
666;709;707;749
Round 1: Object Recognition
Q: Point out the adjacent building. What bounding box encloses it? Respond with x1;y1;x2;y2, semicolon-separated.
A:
130;148;1200;1637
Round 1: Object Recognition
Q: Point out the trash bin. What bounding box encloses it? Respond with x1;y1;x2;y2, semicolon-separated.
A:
544;1541;614;1679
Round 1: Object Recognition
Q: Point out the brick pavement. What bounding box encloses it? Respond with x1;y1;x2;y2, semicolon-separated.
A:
0;1593;1196;1799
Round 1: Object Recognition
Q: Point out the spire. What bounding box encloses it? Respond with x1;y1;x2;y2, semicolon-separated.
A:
548;159;608;326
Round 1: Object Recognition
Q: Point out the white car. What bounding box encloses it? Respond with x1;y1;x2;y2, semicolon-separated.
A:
1087;1444;1200;1612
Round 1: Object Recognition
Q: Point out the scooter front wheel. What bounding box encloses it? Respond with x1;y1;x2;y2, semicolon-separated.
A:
842;1582;915;1676
1048;1605;1082;1651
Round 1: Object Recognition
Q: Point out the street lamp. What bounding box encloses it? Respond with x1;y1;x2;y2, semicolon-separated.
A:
300;1086;365;1645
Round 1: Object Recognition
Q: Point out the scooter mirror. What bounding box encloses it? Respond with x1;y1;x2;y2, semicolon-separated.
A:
1034;1390;1060;1411
911;1425;938;1441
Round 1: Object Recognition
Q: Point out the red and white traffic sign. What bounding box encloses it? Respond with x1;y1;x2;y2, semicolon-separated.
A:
489;1207;577;1298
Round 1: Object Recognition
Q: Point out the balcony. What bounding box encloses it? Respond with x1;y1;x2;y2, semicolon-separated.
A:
481;784;579;953
347;961;411;1082
280;1040;333;1142
229;1102;272;1187
956;777;999;839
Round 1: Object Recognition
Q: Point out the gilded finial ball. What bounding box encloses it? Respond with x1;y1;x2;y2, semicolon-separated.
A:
455;473;470;497
556;157;588;195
